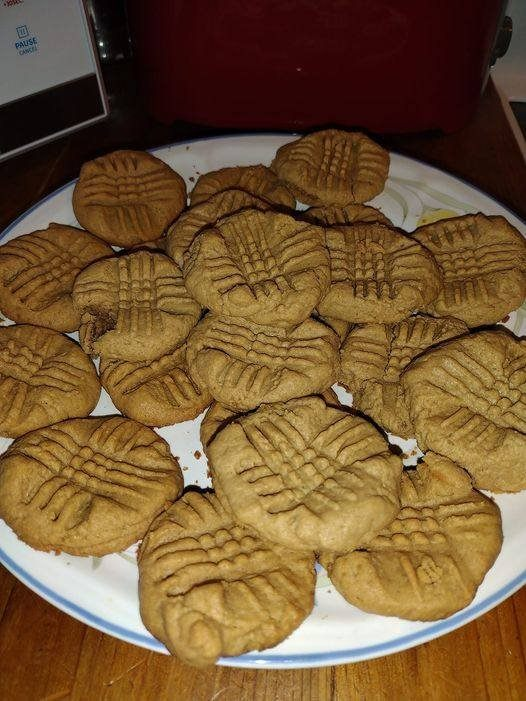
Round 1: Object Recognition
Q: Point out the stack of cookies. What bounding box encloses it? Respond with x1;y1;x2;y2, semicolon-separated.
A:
0;129;525;668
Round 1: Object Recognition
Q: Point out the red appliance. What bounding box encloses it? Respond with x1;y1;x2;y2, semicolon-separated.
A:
128;0;506;133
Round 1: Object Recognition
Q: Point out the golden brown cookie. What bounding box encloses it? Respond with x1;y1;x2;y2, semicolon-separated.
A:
402;329;526;492
138;491;315;666
166;189;273;267
305;203;391;227
320;453;502;621
100;344;211;427
200;388;342;451
186;315;340;411
189;165;295;208
72;251;200;361
271;130;390;206
318;223;441;323
208;396;402;552
0;416;183;556
413;214;526;327
183;209;330;327
0;324;100;438
0;224;112;332
340;315;468;437
73;150;186;247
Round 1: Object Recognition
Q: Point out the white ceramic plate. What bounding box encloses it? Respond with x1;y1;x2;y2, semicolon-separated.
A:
0;135;525;669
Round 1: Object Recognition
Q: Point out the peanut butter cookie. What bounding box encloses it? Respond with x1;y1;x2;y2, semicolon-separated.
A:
413;214;526;327
0;416;183;556
208;396;402;552
402;329;526;492
100;343;211;427
318;223;441;323
138;491;315;666
72;251;200;361
0;324;100;438
0;223;112;332
189;165;295;208
73;150;186;247
186;315;339;411
321;453;502;620
183;209;329;327
271;130;389;206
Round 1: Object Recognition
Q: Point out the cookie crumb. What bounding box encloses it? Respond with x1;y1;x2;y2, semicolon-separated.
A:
194;450;201;459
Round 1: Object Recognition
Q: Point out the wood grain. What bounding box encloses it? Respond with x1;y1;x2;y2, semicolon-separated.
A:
0;70;525;700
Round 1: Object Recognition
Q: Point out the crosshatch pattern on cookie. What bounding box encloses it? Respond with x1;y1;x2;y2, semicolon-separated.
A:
73;151;186;244
189;165;296;208
186;316;339;411
100;345;211;426
402;330;526;491
208;397;402;551
328;226;433;295
200;388;341;452
305;203;392;227
0;416;182;556
340;315;468;436
414;214;526;326
73;251;200;359
183;210;329;326
138;491;315;666
0;325;99;437
320;454;502;620
271;130;389;205
166;189;273;267
318;223;440;322
0;225;112;331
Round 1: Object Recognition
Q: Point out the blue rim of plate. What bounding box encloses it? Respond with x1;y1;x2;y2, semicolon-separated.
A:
0;133;525;669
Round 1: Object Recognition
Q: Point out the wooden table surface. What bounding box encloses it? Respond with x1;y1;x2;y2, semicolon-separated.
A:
0;71;525;700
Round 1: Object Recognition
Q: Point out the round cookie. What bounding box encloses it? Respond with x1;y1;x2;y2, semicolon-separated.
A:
317;223;441;323
138;491;315;666
401;329;526;492
413;213;526;327
207;396;402;552
166;189;273;267
200;388;342;451
186;315;340;412
0;416;183;556
340;315;468;437
271;130;390;206
72;250;201;361
0;223;112;332
0;324;100;438
100;344;211;427
73;150;186;247
189;165;295;208
320;453;502;621
183;209;330;327
305;203;391;227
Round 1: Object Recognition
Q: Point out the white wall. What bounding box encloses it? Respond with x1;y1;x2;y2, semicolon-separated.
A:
492;0;526;101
